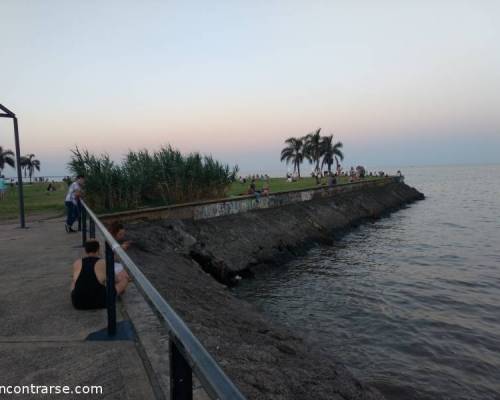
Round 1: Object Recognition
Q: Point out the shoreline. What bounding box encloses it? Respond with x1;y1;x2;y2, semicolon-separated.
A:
122;180;423;399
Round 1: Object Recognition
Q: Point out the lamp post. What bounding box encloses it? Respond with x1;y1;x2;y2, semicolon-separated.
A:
0;104;26;228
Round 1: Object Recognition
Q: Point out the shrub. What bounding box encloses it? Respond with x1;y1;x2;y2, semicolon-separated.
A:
68;146;238;212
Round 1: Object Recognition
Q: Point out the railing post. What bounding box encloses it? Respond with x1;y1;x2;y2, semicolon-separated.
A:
105;242;117;336
89;219;95;239
170;338;193;400
77;200;82;232
81;206;87;247
80;199;246;400
12;117;25;228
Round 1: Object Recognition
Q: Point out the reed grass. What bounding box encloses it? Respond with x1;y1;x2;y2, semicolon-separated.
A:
68;146;238;212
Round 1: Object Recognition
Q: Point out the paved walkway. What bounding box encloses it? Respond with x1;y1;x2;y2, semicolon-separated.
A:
0;217;156;399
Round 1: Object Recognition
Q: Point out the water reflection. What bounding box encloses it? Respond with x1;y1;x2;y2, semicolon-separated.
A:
233;165;500;400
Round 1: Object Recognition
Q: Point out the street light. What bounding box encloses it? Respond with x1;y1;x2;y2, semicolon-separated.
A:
0;104;26;228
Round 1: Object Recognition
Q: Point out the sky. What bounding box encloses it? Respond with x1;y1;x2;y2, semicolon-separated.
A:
1;0;499;176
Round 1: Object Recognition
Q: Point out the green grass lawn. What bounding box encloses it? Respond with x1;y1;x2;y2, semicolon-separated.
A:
227;175;379;196
0;182;66;221
0;176;383;220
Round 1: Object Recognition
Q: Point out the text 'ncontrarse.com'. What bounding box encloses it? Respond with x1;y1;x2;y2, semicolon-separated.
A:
0;385;103;396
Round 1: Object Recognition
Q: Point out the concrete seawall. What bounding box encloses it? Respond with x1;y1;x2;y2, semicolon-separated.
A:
116;179;423;283
109;179;423;399
100;177;407;223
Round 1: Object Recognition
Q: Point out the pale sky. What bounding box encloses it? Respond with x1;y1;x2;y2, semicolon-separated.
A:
1;0;499;176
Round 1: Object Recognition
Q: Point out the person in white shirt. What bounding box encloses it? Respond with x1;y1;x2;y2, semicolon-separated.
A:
65;175;85;233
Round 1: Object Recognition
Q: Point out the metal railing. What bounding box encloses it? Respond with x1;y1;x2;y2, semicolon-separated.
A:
79;199;246;400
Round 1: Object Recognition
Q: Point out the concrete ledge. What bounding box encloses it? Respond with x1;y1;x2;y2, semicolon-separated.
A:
0;341;155;399
100;177;399;224
0;219;158;400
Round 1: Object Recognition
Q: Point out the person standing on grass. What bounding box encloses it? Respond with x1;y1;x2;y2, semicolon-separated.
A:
0;175;5;199
0;175;6;200
65;175;84;233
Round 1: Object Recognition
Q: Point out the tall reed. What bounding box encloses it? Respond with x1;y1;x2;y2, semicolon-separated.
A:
68;146;238;212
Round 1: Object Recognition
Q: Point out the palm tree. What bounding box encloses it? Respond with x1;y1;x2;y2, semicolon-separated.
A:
20;160;27;178
20;156;27;178
0;146;15;173
303;128;323;178
280;137;305;178
321;135;344;173
21;154;41;183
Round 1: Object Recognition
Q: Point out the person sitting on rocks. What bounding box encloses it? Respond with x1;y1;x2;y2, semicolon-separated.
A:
107;221;132;281
71;240;129;310
108;222;132;250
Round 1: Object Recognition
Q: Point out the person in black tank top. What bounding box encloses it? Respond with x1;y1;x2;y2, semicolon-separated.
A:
72;256;106;309
71;240;129;310
71;241;107;310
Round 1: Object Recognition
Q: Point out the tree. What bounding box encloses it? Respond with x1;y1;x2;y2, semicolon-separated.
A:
321;135;344;173
303;128;323;180
0;146;15;173
280;137;305;178
21;154;40;183
20;159;27;178
20;157;27;178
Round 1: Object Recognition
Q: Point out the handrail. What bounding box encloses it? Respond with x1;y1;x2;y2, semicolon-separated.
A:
80;199;246;400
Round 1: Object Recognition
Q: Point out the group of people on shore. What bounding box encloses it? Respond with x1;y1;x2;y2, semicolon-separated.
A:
0;175;71;201
238;174;270;184
246;178;270;202
64;175;131;311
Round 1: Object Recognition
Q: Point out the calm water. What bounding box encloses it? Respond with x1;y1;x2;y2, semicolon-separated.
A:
233;165;500;400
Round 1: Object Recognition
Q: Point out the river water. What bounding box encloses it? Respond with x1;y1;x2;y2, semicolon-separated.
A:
233;165;500;400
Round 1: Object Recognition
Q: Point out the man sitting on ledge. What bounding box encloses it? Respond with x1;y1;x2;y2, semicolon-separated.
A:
71;240;129;310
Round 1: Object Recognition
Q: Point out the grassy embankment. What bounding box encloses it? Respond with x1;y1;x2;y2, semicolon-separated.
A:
0;182;66;221
0;176;380;220
227;175;379;196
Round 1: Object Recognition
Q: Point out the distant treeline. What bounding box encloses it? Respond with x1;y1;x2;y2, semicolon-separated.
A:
68;146;238;212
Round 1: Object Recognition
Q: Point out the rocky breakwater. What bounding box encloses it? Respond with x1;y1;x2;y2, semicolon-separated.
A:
124;180;423;400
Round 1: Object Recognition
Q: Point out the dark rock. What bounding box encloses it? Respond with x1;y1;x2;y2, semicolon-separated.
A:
125;181;423;400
